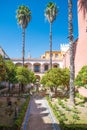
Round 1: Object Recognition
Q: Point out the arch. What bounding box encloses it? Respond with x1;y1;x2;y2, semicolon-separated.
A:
42;63;49;72
53;63;59;68
33;63;41;72
15;62;22;66
24;63;32;70
35;75;40;81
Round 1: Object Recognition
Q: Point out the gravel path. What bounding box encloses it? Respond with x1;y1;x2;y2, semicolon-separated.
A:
24;95;59;130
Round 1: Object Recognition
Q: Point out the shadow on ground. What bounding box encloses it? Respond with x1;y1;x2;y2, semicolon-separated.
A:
26;95;60;130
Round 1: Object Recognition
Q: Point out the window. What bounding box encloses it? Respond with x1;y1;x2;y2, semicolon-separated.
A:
50;53;53;57
44;65;48;71
55;54;58;58
34;65;40;72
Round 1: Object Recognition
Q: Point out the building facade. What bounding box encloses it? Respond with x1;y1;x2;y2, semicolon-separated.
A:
12;51;64;80
0;45;68;80
63;0;87;76
74;0;87;75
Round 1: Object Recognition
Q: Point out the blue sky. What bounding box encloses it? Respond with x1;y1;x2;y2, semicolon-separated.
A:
0;0;78;58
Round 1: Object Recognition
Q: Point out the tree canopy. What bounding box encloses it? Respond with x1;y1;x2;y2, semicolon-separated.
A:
75;65;87;87
5;60;17;84
41;68;70;92
16;5;31;29
0;55;6;82
16;66;36;85
44;2;58;23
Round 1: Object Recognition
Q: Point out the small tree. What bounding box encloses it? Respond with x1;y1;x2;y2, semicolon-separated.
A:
41;68;63;94
0;55;6;82
62;68;70;91
28;70;36;84
16;66;36;92
5;60;17;91
40;72;49;87
75;65;87;87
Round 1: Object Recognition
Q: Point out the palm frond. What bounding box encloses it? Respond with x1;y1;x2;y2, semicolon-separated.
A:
45;2;58;23
16;5;31;29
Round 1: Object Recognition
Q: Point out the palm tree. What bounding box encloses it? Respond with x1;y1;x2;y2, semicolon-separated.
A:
68;0;75;104
45;2;58;69
16;5;31;66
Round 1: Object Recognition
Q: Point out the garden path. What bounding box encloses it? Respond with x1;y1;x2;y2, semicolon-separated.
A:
21;95;60;130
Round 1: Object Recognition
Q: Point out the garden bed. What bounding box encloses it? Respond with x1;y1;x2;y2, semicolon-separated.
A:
46;92;87;130
0;95;30;130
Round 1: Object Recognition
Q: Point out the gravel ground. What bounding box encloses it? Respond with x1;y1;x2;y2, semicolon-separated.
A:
25;95;56;130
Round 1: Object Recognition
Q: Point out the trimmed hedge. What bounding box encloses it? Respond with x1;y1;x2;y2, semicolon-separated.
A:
0;125;12;130
62;124;87;130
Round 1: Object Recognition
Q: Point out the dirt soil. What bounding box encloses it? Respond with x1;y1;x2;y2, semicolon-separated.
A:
0;96;25;126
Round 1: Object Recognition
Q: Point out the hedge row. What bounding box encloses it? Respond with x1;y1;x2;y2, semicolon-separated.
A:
62;124;87;130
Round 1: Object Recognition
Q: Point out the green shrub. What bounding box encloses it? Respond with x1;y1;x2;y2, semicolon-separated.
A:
65;106;71;111
72;113;80;122
14;96;30;129
0;124;12;130
75;93;85;100
62;124;87;130
75;65;87;87
72;107;79;114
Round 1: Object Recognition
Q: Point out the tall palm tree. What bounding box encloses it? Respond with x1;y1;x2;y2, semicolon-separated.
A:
16;5;31;66
45;2;58;69
68;0;75;104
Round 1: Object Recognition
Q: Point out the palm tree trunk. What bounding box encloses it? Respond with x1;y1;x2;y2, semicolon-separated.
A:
68;0;75;104
50;22;52;69
22;29;25;67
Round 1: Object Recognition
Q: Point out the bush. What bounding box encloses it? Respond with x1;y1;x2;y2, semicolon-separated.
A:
75;65;87;87
62;124;87;130
14;96;30;129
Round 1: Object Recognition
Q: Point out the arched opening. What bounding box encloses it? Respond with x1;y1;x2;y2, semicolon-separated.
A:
33;63;41;72
35;75;40;81
44;64;49;71
53;63;59;68
15;62;22;66
24;63;32;70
